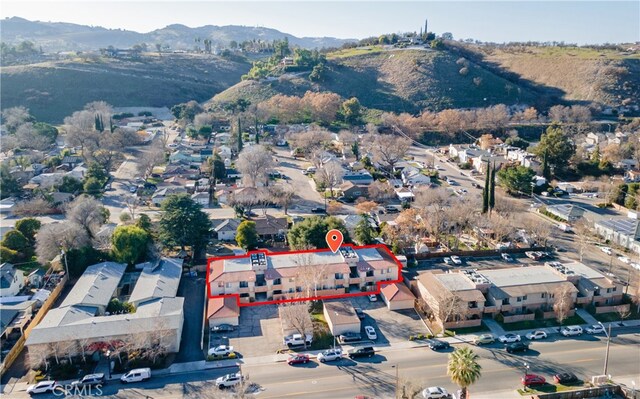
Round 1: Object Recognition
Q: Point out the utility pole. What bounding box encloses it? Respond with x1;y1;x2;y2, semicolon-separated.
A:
599;322;612;376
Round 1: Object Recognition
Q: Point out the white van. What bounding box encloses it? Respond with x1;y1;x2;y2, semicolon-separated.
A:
120;368;151;383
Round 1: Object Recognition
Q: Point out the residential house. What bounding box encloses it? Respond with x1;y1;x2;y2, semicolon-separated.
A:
323;301;361;336
625;169;640;183
213;219;242;241
217;145;233;160
0;263;25;297
152;186;188;206
380;282;416;310
60;156;83;170
226;168;242;179
49;192;74;206
401;166;432;187
26;259;184;357
1;300;35;339
253;215;288;241
594;218;640;251
340;181;368;201
207;296;240;327
342;170;373;185
208;246;400;303
191;192;210;206
28;173;65;189
0;198;16;216
335;214;376;237
617;159;638;171
545;204;585;223
395;187;415;202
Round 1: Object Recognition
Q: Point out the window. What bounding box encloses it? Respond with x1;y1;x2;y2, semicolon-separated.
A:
225;282;232;288
273;278;282;285
516;297;522;302
523;295;527;301
386;268;391;274
366;271;374;277
335;273;344;280
239;281;248;288
218;282;224;288
541;293;546;298
612;286;616;292
502;299;510;305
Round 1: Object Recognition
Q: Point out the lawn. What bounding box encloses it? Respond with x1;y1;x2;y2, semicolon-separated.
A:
326;46;385;60
449;322;490;335
517;381;586;395
593;304;640;323
310;313;334;350
501;315;586;332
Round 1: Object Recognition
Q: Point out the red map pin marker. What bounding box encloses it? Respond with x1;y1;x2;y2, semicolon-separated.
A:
326;229;344;253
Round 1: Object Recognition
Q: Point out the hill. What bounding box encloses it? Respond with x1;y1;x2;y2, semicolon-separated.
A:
209;48;541;114
448;44;640;108
0;53;251;123
0;17;355;52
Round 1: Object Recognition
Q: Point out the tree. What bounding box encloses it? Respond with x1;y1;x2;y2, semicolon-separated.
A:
236;145;274;187
340;97;361;124
2;230;29;253
505;136;530;150
236;221;259;250
269;184;295;215
67;195;108;239
0;163;22;199
355;200;379;215
287;216;350;250
158;194;211;259
354;214;376;245
83;177;103;196
370;134;411;174
525;218;553;248
138;142;165;178
447;347;482;399
136;214;153;233
35;222;90;265
111;225;150;265
278;303;313;349
534;124;575;175
414;187;451;243
553;284;575;326
497;165;535;195
367;180;395;202
316;161;344;198
14;218;41;244
58;176;83;194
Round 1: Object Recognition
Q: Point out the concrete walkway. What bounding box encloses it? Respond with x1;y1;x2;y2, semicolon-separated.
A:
576;308;600;325
482;317;506;335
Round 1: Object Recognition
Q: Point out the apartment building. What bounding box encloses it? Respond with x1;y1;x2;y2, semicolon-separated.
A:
415;262;623;326
208;245;400;303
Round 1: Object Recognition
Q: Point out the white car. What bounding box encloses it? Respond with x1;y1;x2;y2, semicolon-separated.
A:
450;256;462;265
586;324;605;334
631;262;640;271
317;348;343;363
560;325;583;336
443;257;453;265
26;381;62;395
525;330;547;340
600;247;613;255
498;333;521;343
422;386;450;399
129;185;138;193
208;345;234;357
365;325;377;340
215;373;243;389
618;256;631;264
368;294;378;302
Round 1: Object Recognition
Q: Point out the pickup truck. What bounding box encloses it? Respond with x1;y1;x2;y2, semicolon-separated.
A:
283;333;313;347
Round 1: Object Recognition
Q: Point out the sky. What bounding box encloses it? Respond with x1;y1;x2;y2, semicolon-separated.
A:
2;1;639;44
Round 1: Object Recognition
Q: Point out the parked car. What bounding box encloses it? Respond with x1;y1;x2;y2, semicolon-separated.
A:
364;326;377;340
553;372;578;384
506;342;529;353
525;330;548;340
560;326;583;337
129;185;138;193
317;349;343;363
501;253;514;262
450;256;462;265
211;324;235;333
120;368;151;383
428;340;450;351
288;354;310;365
443;257;453;265
384;205;400;214
618;256;631;264
472;182;482;189
586;324;605;334
355;307;366;319
522;374;546;386
216;373;243;389
448;179;459;186
311;207;326;214
498;333;521;343
338;332;362;343
348;346;375;359
600;247;613;255
70;373;105;387
474;334;495;345
421;386;450;399
26;381;62;395
208;345;234;357
284;333;313;347
368;294;378;302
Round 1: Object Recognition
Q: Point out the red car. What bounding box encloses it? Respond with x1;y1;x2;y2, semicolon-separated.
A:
287;354;310;365
522;374;546;386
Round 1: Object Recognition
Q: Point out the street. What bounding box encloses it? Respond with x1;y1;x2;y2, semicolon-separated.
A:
7;331;639;398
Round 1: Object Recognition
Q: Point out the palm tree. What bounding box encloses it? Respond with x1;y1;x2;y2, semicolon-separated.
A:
447;347;482;399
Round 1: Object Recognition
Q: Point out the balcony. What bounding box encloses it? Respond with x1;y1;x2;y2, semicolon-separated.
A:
576;296;592;305
482;305;499;313
254;285;268;293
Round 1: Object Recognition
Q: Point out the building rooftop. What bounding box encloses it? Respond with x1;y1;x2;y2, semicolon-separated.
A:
434;273;477;291
480;266;566;287
323;301;360;326
207;296;240;319
128;258;183;306
381;282;416;302
60;262;126;308
596;218;639;236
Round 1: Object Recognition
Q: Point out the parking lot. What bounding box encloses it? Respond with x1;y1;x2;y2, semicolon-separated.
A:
209;305;284;358
414;253;549;275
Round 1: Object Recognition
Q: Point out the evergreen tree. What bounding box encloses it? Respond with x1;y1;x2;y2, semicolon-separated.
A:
237;119;243;153
481;162;490;214
488;163;496;213
542;149;550;179
354;214;376;245
351;141;360;160
255;132;260;144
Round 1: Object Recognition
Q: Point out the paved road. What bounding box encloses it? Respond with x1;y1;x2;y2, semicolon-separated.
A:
8;331;638;398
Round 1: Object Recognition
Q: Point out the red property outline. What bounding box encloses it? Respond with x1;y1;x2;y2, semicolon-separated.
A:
206;244;403;307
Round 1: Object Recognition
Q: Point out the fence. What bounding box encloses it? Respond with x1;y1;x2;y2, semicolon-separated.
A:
0;274;68;376
413;247;547;260
595;303;631;314
503;313;535;323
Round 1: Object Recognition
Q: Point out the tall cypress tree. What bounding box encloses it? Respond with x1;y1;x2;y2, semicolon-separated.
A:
482;161;490;214
488;162;496;214
542;149;550;179
237;118;243;153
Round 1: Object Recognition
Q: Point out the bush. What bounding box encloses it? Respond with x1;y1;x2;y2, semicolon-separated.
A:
494;313;505;323
534;309;544;320
586;303;597;315
444;330;456;337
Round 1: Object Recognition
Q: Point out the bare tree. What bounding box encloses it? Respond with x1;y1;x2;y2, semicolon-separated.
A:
36;222;90;264
369;134;411;174
124;195;139;220
355;200;379;215
293;252;329;299
138;142;166;178
326;201;343;215
414;187;451;243
617;305;632;325
12;198;57;216
573;220;592;261
445;198;477;250
631;273;640;313
1;106;32;133
66;195;108;239
236;145;274;187
267;184;295;215
427;291;469;331
316;161;344;198
15;123;52;151
368;180;396;202
278;303;313;349
27;345;50;371
553;284;575;326
525;217;553;248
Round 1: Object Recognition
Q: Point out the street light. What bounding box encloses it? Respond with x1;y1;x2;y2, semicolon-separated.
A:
391;364;399;397
522;362;530;391
597;322;612;376
106;350;112;379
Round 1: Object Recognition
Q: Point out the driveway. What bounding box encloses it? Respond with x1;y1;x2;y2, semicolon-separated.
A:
209;305;283;358
175;273;206;362
350;296;428;345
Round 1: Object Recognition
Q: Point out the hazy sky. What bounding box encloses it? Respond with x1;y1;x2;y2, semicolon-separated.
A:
3;1;639;44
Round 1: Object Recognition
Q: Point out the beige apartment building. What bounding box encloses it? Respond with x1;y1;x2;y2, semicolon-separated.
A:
208;246;399;303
